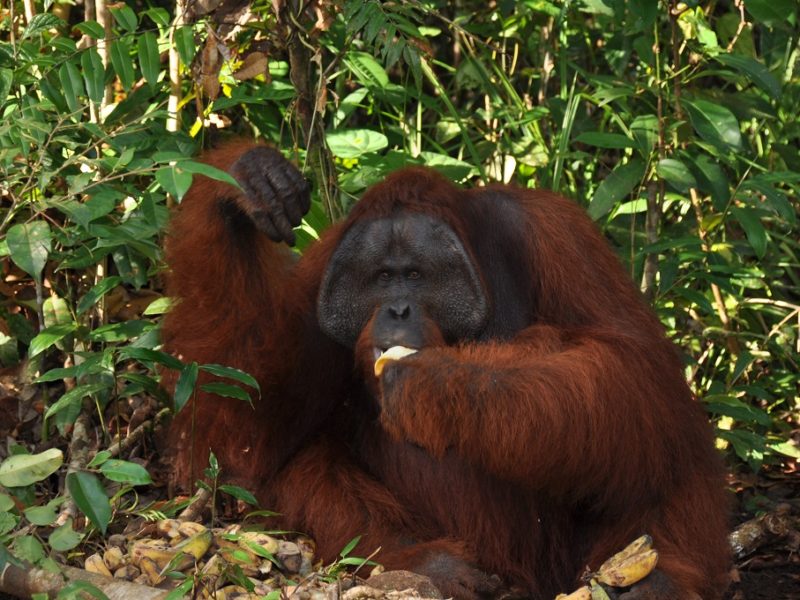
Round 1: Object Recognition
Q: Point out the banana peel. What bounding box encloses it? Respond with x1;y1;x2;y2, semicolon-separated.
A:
374;346;417;376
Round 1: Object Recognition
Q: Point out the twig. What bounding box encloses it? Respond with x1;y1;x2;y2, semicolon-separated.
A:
55;399;95;527
108;407;170;458
177;485;213;522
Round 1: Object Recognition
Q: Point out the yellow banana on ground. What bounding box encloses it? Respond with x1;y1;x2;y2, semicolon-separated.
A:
175;528;213;560
555;586;591;600
84;553;112;577
374;346;418;376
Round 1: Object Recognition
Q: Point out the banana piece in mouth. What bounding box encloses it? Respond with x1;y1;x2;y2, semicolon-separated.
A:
373;346;418;376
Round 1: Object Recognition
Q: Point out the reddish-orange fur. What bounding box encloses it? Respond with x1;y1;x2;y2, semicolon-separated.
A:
163;142;730;599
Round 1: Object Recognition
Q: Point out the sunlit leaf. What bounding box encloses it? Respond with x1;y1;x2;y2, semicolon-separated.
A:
588;158;646;220
0;449;63;487
7;222;52;282
327;129;388;159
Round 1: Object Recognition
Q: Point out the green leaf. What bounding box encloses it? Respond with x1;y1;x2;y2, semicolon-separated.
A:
74;21;105;39
339;536;361;558
77;276;123;316
156;166;193;200
58;61;83;114
0;68;13;106
200;382;252;402
66;472;111;535
731;206;767;258
110;40;136;90
175;25;196;67
28;323;78;357
58;580;110;600
770;441;800;460
344;51;389;89
81;48;106;104
119;347;183;370
49;519;84;552
13;535;45;564
24;504;57;526
45;383;109;419
22;14;65;39
684;99;742;152
165;579;194;600
87;450;112;468
7;222;52;282
99;460;152;485
218;485;258;506
174;362;198;413
0;448;63;487
143;296;174;315
179;160;240;187
137;32;160;87
690;154;730;210
89;320;152;342
715;54;781;100
0;511;18;535
588;158;646;220
656;158;697;193
200;364;260;392
110;5;138;31
743;0;796;27
0;493;14;511
327;129;389;159
574;132;636;149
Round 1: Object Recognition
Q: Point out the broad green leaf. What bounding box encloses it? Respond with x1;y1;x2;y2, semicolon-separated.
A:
684;99;742;152
175;25;196;67
66;472;111;535
0;68;12;105
74;21;105;39
89;320;151;342
99;460;152;485
24;504;57;526
58;61;83;113
87;450;112;468
110;5;138;31
200;364;260;392
43;295;71;328
218;485;258;505
137;32;160;87
28;323;78;357
13;535;45;564
0;493;13;511
0;512;17;535
156;166;193;200
744;0;796;26
327;129;389;159
110;40;136;90
49;519;83;552
179;160;240;187
22;14;65;39
45;383;109;419
119;347;183;370
715;54;781;100
630;115;658;157
7;222;52;281
731;206;767;258
656;158;697;193
588;158;646;220
770;441;800;460
574;132;636;149
165;579;194;600
143;296;174;315
201;382;252;402
690;154;730;210
174;362;199;413
81;48;106;104
77;276;123;315
344;51;389;89
0;448;63;487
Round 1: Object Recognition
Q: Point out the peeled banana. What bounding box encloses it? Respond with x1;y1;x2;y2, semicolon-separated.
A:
374;346;418;376
555;586;591;600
